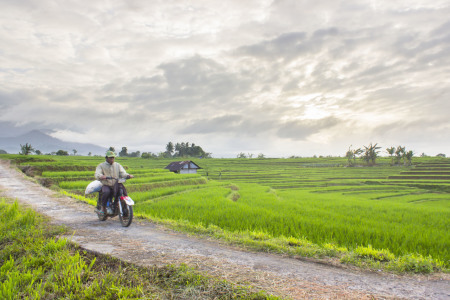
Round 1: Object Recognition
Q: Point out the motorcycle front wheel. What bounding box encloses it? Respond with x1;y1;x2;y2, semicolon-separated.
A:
119;201;133;227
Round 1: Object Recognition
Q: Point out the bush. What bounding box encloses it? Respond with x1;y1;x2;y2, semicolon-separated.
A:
354;245;395;262
56;150;69;156
387;254;437;273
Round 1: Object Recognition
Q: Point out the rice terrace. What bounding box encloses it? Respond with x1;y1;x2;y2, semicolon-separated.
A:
1;153;449;299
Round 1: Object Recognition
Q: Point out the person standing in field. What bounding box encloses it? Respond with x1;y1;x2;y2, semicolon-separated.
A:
95;150;134;214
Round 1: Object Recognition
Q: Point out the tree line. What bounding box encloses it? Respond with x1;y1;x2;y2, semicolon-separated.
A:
17;143;73;156
5;142;447;161
108;142;211;159
8;141;211;159
346;143;415;166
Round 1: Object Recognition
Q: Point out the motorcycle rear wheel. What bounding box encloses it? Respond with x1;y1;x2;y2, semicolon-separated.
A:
119;202;133;227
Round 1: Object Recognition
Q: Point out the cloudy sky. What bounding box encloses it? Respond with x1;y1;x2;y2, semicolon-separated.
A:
1;0;449;157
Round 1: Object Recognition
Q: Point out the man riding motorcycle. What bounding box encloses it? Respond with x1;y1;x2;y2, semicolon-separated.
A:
95;150;134;215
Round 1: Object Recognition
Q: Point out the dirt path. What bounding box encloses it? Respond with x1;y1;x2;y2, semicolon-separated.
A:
0;160;448;300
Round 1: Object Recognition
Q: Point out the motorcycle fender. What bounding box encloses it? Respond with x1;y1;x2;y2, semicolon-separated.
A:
120;196;135;206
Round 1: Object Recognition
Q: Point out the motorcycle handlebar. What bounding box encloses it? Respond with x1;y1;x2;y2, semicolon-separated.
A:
105;176;133;180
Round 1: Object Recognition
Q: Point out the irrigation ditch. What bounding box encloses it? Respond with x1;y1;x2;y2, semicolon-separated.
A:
0;159;449;300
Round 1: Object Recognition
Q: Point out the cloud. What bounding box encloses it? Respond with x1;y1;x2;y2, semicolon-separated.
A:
276;117;340;140
95;55;256;120
236;32;307;59
156;56;249;105
178;114;275;136
374;117;450;141
0;0;449;157
178;115;243;134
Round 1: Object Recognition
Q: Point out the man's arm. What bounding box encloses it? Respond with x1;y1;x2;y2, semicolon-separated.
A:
95;164;107;180
118;164;134;179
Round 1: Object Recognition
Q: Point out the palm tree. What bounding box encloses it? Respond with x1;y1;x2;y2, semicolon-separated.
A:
174;143;181;157
119;147;128;157
237;152;247;158
362;143;381;165
405;150;414;166
395;146;405;165
386;147;395;165
20;143;34;155
166;142;174;157
346;146;362;166
346;146;354;165
353;148;363;164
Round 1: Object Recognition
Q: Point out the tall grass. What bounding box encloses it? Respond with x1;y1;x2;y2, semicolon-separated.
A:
58;173;202;189
136;183;449;264
4;154;449;273
0;198;279;299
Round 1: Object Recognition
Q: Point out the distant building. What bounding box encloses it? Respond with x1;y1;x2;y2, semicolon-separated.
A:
165;160;202;174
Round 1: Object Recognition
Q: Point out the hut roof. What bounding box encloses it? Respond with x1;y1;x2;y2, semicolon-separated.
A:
164;160;202;172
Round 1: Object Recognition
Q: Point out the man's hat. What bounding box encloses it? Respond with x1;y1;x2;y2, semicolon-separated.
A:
106;150;116;157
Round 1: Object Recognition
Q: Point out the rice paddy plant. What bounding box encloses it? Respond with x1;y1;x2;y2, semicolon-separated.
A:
133;173;201;182
58;173;202;189
41;170;94;178
132;181;227;204
136;182;449;265
58;180;93;190
5;154;449;271
127;168;170;174
0;198;279;299
125;178;207;194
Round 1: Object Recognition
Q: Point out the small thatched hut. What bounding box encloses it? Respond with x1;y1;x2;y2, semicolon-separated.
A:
164;160;202;174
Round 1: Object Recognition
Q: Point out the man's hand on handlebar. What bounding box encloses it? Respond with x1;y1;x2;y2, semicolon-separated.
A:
99;175;133;180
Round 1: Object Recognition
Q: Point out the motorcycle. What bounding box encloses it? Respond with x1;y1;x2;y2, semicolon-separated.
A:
95;176;135;227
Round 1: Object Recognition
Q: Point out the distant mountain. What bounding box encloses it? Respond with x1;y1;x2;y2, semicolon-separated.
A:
0;130;106;155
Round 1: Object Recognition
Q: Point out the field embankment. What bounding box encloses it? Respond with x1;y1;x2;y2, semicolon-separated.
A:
2;154;449;274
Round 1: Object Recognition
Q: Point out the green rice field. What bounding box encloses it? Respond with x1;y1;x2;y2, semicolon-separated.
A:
2;154;449;272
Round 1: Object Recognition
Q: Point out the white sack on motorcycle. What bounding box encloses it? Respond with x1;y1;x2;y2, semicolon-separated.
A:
85;180;102;194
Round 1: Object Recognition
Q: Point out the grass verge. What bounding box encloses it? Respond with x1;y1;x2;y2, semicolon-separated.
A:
134;214;448;275
0;198;280;299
